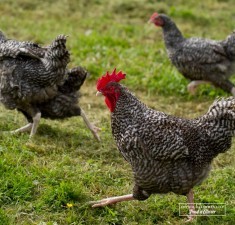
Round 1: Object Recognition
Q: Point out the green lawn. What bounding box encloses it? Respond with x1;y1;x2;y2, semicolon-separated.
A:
0;0;235;224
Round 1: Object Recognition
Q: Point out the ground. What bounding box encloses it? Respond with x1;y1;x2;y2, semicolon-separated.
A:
0;0;235;224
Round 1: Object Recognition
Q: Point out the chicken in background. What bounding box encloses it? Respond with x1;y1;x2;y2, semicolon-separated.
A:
17;66;100;141
0;31;99;140
149;13;235;96
90;69;235;221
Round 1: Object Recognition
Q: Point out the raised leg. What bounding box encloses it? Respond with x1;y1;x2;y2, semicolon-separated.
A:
186;189;196;222
187;80;211;94
89;194;135;208
10;123;33;134
80;109;100;141
8;108;41;138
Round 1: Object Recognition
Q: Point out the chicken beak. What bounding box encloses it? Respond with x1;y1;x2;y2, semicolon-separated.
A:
96;91;102;96
148;19;153;24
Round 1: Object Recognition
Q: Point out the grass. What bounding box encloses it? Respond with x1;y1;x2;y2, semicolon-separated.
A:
0;0;235;224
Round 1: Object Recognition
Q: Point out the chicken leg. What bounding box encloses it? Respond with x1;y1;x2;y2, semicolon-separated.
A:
231;87;235;97
29;112;41;138
10;123;33;134
185;189;196;222
10;111;41;138
187;80;212;95
90;190;197;222
80;109;100;141
89;194;135;207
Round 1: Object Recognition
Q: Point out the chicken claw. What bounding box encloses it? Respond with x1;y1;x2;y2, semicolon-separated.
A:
89;194;135;208
89;198;117;208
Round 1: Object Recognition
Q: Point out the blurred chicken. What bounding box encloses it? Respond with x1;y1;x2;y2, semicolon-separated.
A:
0;31;99;140
17;66;100;141
149;13;235;96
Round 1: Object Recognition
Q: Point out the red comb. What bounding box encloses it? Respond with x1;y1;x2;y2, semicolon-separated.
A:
97;68;126;91
150;12;159;20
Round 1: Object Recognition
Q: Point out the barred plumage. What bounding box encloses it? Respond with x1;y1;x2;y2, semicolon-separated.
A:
15;66;100;141
149;13;235;96
111;86;235;198
91;73;235;221
0;31;100;139
37;66;88;119
0;32;70;106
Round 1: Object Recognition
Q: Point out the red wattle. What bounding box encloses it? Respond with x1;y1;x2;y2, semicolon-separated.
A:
105;97;115;112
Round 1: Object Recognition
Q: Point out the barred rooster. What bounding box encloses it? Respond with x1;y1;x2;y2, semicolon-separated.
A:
149;13;235;96
0;31;99;140
90;69;235;221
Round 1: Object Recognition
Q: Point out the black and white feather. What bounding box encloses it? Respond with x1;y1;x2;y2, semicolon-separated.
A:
90;82;235;220
0;31;100;140
111;84;235;199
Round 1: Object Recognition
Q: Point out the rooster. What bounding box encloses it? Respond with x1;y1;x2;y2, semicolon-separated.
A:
90;69;235;221
0;31;99;140
149;13;235;96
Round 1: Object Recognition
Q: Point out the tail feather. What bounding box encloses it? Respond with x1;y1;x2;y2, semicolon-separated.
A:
206;97;235;120
58;66;88;94
49;34;68;48
222;31;235;59
46;34;70;61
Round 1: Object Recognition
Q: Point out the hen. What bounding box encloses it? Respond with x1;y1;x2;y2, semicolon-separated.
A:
149;13;235;96
0;31;99;140
17;66;100;141
90;69;235;221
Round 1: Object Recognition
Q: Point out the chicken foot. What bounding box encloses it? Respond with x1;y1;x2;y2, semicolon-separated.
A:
10;123;33;134
10;112;41;138
89;189;198;221
90;190;197;222
80;109;100;141
89;194;135;207
187;80;211;94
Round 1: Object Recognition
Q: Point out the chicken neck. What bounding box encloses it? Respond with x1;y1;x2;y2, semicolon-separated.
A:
161;20;185;52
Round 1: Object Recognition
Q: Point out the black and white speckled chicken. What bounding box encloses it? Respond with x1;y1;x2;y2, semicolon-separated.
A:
90;69;235;221
17;66;100;141
149;13;235;96
0;31;100;140
0;31;69;137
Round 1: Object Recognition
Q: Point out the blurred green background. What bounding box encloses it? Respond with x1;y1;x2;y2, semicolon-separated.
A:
0;0;235;224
